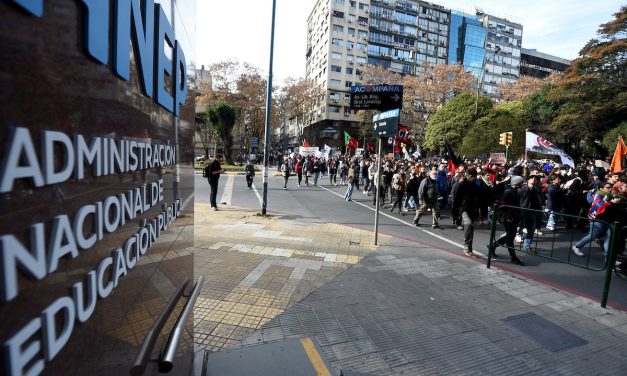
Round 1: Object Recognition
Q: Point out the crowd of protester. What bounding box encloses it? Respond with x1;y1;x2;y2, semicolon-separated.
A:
273;152;627;273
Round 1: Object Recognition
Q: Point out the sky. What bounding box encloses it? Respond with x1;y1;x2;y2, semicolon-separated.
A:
196;0;623;83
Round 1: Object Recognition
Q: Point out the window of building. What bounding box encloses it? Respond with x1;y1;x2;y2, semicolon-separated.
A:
331;65;342;73
359;3;369;11
347;40;355;49
332;24;344;33
358;30;368;39
349;1;356;7
330;79;341;88
332;38;343;46
348;27;355;36
355;69;362;77
331;52;342;60
329;92;340;101
358;16;368;26
346;67;353;74
357;42;366;51
356;56;366;64
345;81;353;87
348;14;356;23
328;105;341;113
335;0;345;6
346;54;354;62
333;10;344;18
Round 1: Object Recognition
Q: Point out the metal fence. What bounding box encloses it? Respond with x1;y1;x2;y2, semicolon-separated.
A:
486;205;625;308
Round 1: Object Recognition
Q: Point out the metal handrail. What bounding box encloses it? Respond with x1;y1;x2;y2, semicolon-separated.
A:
158;276;204;372
130;277;190;376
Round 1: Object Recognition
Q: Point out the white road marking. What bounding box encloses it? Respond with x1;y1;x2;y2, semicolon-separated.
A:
317;185;486;258
220;174;234;205
251;183;263;206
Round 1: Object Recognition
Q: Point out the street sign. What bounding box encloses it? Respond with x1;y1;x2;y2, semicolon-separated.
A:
350;85;403;111
372;108;400;138
251;137;258;148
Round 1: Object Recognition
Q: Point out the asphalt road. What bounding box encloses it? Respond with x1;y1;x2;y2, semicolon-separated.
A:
195;170;627;310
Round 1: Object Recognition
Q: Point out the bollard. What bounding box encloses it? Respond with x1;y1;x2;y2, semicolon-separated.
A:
486;205;499;269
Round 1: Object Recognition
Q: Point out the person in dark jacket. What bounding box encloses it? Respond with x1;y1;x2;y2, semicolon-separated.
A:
204;154;225;210
245;160;255;188
405;172;419;211
518;175;543;252
452;168;482;256
490;176;525;265
414;169;441;228
545;174;563;231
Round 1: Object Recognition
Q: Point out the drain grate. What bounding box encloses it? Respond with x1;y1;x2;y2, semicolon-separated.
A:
502;312;588;352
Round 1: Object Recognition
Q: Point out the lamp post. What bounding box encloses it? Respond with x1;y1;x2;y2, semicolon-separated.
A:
474;46;501;117
261;0;276;216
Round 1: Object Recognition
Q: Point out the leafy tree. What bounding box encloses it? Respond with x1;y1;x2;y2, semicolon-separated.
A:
206;102;237;164
403;63;474;143
496;72;561;102
552;6;627;150
460;101;529;159
602;121;627;153
195;112;218;158
423;92;492;151
276;77;322;143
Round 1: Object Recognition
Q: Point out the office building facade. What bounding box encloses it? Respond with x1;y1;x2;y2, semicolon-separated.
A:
520;48;571;78
304;0;523;149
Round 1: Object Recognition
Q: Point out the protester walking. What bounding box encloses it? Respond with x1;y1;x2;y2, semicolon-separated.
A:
491;176;525;265
452;168;482;256
204;154;225;211
245;159;255;188
414;169;442;228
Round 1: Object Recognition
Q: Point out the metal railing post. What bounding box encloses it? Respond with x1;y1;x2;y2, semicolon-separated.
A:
486;204;499;269
601;222;619;308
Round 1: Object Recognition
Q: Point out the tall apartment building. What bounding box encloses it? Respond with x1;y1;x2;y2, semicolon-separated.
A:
520;48;571;78
303;0;523;149
475;9;523;96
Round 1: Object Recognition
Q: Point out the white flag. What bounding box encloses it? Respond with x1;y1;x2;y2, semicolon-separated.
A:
525;131;575;167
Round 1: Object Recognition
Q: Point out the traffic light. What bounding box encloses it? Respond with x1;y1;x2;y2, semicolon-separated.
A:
499;132;507;145
506;132;513;146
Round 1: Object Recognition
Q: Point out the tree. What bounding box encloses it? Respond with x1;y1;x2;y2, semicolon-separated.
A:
460;101;529;159
276;77;321;143
424;92;492;151
403;63;474;143
195;112;217;158
602;121;627;154
496;72;561;102
552;6;627;149
206;102;237;164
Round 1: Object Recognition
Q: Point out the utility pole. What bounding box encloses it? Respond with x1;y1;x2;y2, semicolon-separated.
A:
261;0;276;216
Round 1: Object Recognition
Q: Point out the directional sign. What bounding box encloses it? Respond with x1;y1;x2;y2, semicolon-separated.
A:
350;85;403;111
372;108;400;138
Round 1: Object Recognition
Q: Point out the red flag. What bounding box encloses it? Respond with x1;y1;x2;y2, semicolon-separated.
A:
610;135;626;173
396;124;413;146
303;139;311;147
344;131;358;149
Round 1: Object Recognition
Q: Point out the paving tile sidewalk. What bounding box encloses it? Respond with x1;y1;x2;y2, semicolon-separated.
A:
194;204;627;375
233;229;627;375
193;203;382;351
